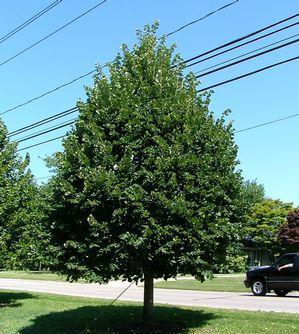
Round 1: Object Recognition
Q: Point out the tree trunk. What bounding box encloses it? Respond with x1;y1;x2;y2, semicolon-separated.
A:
143;272;154;327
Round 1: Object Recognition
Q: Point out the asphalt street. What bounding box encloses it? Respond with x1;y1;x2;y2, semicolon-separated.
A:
0;278;298;313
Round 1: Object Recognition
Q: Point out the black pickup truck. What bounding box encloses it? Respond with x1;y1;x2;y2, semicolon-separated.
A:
244;253;299;296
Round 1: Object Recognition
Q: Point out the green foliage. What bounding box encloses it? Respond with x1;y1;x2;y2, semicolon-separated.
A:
0;120;53;270
245;198;294;257
217;244;248;274
278;209;299;252
214;179;265;274
241;180;265;209
48;23;246;284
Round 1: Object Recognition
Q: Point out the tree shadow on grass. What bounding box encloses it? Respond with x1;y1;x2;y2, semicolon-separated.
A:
0;291;35;308
19;304;218;334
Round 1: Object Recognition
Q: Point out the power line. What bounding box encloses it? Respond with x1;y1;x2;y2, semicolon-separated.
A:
196;36;299;78
187;20;299;69
9;12;299;149
17;109;299;152
6;25;294;116
15;120;75;144
15;117;76;142
234;113;299;134
12;53;299;145
17;134;65;152
1;0;241;116
0;0;62;44
184;13;299;66
15;55;299;151
8;106;78;137
1;72;95;116
198;54;299;92
13;33;299;139
165;0;240;37
0;0;108;68
194;32;299;75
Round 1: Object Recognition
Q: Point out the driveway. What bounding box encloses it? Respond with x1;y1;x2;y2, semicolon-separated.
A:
0;278;298;313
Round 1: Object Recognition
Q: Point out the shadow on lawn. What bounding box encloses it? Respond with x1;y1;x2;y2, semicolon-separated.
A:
0;291;35;308
19;304;218;334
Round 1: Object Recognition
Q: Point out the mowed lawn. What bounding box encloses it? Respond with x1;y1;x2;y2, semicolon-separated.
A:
0;270;66;282
155;275;248;293
1;290;298;334
0;271;248;293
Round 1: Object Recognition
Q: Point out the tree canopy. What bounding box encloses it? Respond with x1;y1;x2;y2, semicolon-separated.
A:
48;24;246;323
245;198;293;257
0;120;50;269
0;119;56;270
278;209;299;252
241;180;265;208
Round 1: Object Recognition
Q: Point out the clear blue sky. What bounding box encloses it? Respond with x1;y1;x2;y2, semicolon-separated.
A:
1;0;298;204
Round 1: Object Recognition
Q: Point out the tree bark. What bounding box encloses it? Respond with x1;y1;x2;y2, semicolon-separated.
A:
143;272;154;327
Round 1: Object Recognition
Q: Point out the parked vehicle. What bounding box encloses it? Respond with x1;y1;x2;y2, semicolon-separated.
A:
244;253;299;296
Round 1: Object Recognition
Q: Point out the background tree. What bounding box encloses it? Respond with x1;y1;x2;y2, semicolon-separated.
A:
48;24;246;326
216;179;265;273
10;183;58;270
278;209;299;252
0;120;52;270
245;198;293;259
241;180;265;208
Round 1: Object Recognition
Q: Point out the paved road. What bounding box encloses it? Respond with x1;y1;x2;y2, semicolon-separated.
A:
1;278;298;313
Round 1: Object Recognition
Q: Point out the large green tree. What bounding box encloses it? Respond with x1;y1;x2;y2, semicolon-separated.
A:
0;120;51;270
48;24;246;325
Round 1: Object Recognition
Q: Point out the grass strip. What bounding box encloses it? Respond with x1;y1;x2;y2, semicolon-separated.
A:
0;289;298;334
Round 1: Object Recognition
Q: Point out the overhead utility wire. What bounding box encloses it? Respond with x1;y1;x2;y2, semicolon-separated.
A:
24;111;299;159
196;36;299;78
198;54;299;92
8;106;78;137
165;0;240;37
15;117;77;142
17;55;299;152
0;1;62;44
195;32;299;74
17;111;299;153
17;134;65;152
11;36;299;140
183;12;299;66
1;0;241;116
186;19;299;68
1;71;95;116
0;0;108;68
11;32;299;138
234;113;299;134
0;0;62;44
16;120;75;144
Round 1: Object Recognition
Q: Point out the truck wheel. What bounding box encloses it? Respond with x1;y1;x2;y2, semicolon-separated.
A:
251;278;267;296
274;289;289;297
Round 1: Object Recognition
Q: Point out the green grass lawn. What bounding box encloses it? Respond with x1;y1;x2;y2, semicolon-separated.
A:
0;271;248;293
0;290;298;334
155;276;248;293
0;270;66;282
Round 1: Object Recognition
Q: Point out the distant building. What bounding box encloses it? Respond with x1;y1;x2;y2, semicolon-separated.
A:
243;238;272;268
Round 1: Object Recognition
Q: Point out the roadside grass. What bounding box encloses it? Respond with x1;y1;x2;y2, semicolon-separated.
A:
0;270;66;282
155;276;248;293
0;272;248;293
0;290;298;334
